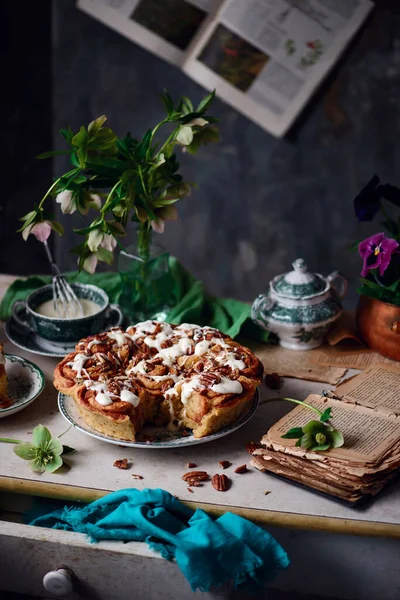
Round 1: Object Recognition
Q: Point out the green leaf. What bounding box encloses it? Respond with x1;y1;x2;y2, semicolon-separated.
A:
14;443;35;460
20;210;38;225
61;445;76;455
71;126;88;147
45;455;63;473
197;90;216;114
330;429;344;448
50;221;64;236
160;91;174;115
295;439;302;447
181;96;194;115
281;427;304;439
59;126;74;143
320;408;332;422
302;420;323;435
33;424;51;447
48;438;63;456
88;115;107;134
95;247;114;265
36;150;71;159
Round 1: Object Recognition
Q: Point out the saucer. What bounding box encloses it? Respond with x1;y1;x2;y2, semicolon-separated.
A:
5;318;75;357
0;355;45;417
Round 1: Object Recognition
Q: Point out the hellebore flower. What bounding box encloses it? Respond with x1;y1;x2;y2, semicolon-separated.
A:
0;424;75;474
56;190;76;214
82;253;98;274
151;205;178;234
22;221;52;242
280;401;344;453
358;232;399;277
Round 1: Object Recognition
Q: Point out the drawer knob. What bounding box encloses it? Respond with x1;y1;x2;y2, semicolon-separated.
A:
43;566;75;597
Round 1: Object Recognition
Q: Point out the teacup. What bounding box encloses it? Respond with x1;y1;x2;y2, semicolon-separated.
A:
12;283;123;344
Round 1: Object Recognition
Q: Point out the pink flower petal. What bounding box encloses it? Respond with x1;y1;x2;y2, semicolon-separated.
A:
82;254;98;274
31;222;52;242
151;219;165;234
358;232;385;259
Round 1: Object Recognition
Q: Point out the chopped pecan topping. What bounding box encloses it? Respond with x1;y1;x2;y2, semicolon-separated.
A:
194;361;204;373
199;372;221;387
131;474;144;480
218;460;231;469
187;479;202;487
264;372;282;390
114;458;129;470
234;464;248;474
187;487;194;493
211;473;231;492
182;470;209;482
187;462;197;468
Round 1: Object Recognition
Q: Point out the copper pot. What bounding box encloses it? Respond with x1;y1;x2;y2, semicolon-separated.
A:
356;295;400;361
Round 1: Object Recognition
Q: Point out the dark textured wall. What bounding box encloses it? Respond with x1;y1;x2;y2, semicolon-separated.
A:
8;1;400;306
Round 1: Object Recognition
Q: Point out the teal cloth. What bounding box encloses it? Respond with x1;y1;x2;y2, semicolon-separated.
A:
30;488;289;593
0;258;271;342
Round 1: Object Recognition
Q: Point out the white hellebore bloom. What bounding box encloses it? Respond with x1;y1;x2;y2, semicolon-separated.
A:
56;190;76;214
82;254;98;275
101;234;117;252
176;126;193;146
186;118;208;127
87;228;104;252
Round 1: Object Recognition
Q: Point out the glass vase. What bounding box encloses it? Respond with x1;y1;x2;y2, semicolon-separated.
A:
118;235;175;324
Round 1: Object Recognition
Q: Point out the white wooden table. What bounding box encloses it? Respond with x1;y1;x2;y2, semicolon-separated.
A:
0;275;399;600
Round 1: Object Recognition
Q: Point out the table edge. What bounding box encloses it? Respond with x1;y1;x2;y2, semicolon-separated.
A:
1;476;398;539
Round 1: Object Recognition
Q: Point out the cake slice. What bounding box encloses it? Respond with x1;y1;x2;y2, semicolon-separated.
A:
0;343;10;408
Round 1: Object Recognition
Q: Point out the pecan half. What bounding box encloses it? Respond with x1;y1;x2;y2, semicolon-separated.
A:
187;462;197;468
114;458;129;470
264;372;282;389
218;460;231;469
234;464;248;474
182;470;209;482
199;372;221;386
211;473;231;492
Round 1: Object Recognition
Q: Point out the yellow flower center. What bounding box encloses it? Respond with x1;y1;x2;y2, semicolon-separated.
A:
374;246;380;256
315;432;327;445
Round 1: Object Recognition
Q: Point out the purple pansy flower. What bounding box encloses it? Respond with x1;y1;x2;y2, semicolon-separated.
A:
358;233;399;277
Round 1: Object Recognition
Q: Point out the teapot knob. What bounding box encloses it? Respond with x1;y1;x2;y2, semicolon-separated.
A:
292;258;307;273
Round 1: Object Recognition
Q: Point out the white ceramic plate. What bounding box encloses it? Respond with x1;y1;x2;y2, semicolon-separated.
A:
58;389;259;448
0;355;45;418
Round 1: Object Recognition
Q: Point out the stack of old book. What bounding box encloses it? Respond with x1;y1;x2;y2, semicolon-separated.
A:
248;364;400;504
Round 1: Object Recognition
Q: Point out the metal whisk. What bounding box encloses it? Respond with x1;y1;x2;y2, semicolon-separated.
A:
43;241;83;318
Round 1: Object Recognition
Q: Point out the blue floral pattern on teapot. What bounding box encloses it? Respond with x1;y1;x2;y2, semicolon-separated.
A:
251;259;347;350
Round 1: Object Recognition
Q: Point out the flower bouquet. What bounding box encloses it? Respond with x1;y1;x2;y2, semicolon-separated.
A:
19;90;219;320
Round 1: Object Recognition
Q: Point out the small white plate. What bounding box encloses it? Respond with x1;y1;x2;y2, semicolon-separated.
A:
0;355;45;417
58;389;259;448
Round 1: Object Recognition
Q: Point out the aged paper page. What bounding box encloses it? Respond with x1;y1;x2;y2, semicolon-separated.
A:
310;345;398;370
248;343;346;385
333;364;400;416
265;395;400;462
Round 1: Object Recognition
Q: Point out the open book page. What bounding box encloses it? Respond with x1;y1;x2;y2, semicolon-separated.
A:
265;394;400;463
182;0;373;136
330;364;400;416
248;341;346;384
310;345;398;370
77;0;222;66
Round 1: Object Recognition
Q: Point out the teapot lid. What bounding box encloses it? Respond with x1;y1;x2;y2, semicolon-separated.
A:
272;259;327;299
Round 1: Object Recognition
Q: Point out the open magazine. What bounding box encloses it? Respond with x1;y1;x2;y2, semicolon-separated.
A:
77;0;374;137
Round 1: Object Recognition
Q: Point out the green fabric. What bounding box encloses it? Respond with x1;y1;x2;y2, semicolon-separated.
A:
0;258;271;342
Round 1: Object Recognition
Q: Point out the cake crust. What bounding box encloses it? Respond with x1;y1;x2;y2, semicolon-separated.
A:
54;322;263;441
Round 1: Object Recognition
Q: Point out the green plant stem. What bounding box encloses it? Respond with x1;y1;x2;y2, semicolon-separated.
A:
146;119;170;160
101;181;121;214
57;425;72;439
0;438;23;444
38;168;79;209
282;397;324;419
137;223;151;261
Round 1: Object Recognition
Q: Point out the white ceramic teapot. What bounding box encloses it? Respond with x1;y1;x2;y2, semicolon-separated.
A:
251;258;347;350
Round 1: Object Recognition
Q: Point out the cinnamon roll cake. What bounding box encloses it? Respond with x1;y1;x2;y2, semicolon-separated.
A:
54;321;263;441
